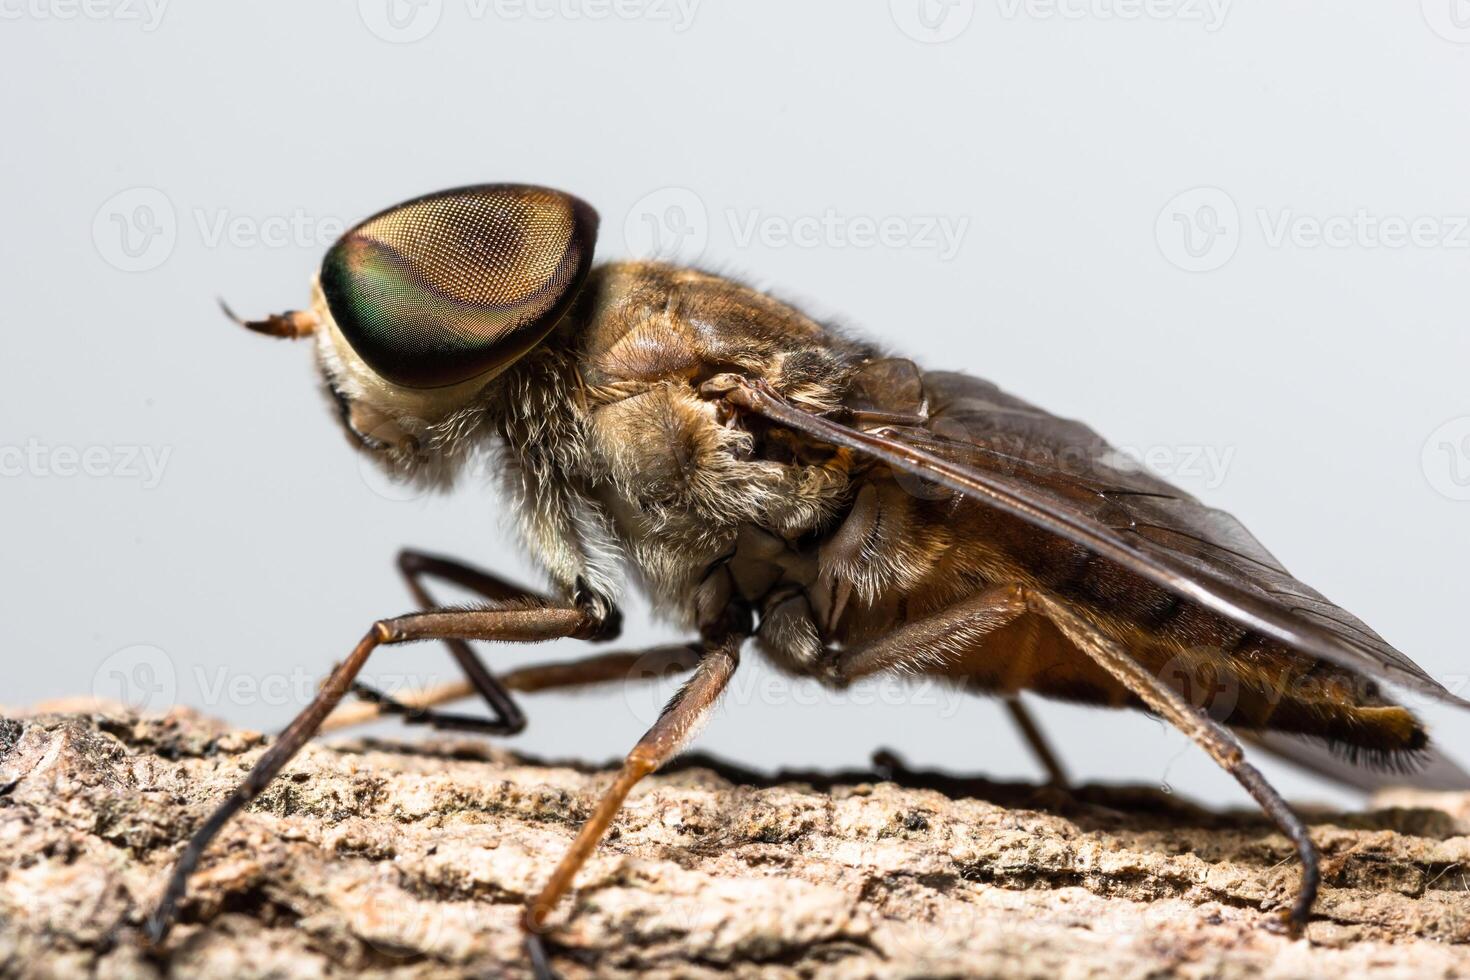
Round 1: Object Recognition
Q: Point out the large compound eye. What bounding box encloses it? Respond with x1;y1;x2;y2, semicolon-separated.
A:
319;184;598;389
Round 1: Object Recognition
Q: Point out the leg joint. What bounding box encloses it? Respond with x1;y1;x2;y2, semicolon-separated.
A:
573;578;622;642
624;752;659;779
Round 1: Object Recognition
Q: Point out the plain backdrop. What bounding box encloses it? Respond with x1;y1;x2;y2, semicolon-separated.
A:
3;1;1469;809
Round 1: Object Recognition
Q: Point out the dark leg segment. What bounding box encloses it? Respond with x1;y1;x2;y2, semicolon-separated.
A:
146;600;600;943
361;549;555;735
1029;591;1319;931
1003;695;1070;788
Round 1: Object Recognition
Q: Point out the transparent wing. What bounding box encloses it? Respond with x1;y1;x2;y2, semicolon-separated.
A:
716;362;1466;709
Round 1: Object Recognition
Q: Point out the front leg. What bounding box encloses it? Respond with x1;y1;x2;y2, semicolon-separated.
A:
345;549;622;735
146;597;607;944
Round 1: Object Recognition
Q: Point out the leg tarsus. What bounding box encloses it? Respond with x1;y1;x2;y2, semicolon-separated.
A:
1235;759;1319;933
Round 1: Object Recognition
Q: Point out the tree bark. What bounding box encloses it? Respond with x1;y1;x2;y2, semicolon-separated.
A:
1;704;1467;979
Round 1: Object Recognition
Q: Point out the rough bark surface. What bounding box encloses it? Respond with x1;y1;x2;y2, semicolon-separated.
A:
1;703;1468;979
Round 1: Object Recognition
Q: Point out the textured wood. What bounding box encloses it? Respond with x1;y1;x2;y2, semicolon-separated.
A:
1;705;1467;979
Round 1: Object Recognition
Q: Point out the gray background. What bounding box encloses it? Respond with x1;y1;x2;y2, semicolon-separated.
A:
3;1;1469;808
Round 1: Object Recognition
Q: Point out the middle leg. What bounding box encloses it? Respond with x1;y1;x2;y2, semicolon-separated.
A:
523;629;746;978
824;584;1071;786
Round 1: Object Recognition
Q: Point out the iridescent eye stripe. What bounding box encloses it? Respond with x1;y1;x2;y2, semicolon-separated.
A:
320;184;599;389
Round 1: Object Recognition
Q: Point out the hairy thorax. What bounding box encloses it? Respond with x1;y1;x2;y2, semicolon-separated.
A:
493;262;864;654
